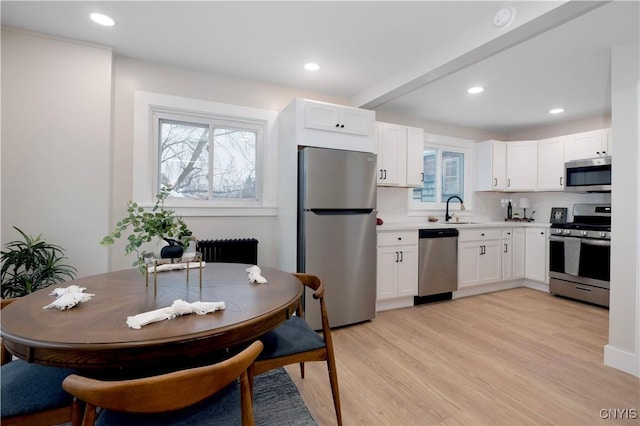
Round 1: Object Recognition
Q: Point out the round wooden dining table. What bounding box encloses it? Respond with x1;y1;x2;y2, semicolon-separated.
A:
0;263;302;374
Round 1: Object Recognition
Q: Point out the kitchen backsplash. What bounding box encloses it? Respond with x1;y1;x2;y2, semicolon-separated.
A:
377;186;611;223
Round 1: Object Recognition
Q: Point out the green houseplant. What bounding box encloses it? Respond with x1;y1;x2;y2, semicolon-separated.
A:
1;227;78;298
100;186;192;273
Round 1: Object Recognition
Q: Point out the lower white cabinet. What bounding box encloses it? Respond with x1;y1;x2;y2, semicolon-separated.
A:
502;229;513;280
377;231;419;300
525;227;548;282
458;229;502;288
512;228;526;279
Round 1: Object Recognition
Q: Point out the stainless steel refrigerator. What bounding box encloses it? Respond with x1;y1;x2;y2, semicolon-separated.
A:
298;147;377;329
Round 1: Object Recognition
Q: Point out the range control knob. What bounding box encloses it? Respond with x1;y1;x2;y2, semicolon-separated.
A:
563;229;572;235
600;232;607;238
555;229;563;234
581;231;588;236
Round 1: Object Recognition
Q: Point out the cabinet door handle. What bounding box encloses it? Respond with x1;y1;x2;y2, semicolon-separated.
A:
340;124;345;128
504;244;508;253
421;172;424;182
399;251;404;262
383;169;387;179
560;176;563;186
395;251;399;262
507;178;511;187
493;178;498;187
379;169;383;180
335;123;340;128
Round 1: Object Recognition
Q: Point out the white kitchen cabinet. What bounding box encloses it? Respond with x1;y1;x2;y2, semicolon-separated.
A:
505;141;538;191
512;228;525;279
537;137;565;191
304;100;372;136
474;140;507;191
475;140;536;191
406;126;425;187
502;229;513;280
458;229;502;288
525;227;548;282
377;231;419;300
564;129;611;161
376;122;424;187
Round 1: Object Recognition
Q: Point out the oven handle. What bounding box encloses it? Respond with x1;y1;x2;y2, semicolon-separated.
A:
581;239;611;247
548;235;610;247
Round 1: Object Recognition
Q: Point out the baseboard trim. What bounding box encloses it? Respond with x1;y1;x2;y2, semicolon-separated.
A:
604;344;640;377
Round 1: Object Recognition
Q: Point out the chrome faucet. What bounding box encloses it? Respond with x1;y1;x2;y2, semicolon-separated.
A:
445;196;465;222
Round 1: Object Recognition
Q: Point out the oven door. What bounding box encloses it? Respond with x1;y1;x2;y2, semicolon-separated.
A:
549;235;610;289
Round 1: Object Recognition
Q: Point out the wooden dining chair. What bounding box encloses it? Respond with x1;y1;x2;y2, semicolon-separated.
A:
1;298;76;426
62;340;263;426
252;273;342;426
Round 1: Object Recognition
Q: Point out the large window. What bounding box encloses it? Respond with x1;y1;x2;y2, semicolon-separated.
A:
133;91;278;216
158;118;258;200
408;135;472;212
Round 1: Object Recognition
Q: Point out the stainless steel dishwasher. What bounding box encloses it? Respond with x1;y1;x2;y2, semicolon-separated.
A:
415;228;459;304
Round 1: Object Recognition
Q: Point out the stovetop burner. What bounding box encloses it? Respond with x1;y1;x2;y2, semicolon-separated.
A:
550;203;611;239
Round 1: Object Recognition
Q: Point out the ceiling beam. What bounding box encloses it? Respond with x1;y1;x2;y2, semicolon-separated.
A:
352;1;610;111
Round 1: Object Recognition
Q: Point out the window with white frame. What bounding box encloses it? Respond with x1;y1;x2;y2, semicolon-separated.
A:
408;135;473;212
133;92;278;216
156;116;259;200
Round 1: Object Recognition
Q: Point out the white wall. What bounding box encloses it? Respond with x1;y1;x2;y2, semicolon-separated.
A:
110;57;346;270
1;29;112;278
606;38;639;377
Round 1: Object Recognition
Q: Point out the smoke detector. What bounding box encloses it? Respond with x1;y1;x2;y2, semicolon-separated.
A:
494;7;515;29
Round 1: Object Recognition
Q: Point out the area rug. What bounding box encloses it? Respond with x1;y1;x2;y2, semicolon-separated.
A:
254;368;318;425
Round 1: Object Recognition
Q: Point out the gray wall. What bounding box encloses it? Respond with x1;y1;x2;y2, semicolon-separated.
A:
1;29;112;278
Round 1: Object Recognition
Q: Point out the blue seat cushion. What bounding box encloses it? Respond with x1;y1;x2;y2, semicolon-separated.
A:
258;316;326;360
96;381;241;426
1;359;76;418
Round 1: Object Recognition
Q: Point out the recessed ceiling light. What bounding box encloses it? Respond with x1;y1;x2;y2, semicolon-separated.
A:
304;63;320;71
467;86;484;94
90;13;115;27
549;108;565;114
494;7;515;29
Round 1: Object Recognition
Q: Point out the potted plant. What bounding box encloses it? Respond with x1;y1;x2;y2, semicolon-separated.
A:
100;186;192;273
1;227;77;298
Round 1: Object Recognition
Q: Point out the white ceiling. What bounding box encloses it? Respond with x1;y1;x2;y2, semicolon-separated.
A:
1;1;638;134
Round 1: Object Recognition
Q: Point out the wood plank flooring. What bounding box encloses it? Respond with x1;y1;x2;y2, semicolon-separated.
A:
285;287;639;425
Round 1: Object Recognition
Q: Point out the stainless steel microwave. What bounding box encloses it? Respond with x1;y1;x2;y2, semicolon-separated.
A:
565;156;612;192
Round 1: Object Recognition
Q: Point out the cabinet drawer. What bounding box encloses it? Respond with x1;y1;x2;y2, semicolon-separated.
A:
377;231;418;247
458;229;502;242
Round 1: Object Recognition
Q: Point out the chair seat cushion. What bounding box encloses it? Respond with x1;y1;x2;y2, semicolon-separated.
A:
258;316;326;360
1;359;76;418
96;381;240;426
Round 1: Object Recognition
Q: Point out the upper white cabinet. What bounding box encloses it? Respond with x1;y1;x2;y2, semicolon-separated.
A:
474;140;507;191
406;126;425;187
304;100;372;136
505;141;538;191
564;128;611;161
475;140;537;191
376;121;424;188
537;136;565;191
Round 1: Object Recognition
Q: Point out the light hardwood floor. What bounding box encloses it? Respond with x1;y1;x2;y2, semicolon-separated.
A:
285;287;640;425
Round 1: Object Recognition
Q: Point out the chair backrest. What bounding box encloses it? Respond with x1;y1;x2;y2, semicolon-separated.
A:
62;340;263;424
291;273;324;318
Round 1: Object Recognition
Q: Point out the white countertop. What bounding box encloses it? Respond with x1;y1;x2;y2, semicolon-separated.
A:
377;220;551;232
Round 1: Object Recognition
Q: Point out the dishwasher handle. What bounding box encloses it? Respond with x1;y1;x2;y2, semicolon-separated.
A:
419;228;459;238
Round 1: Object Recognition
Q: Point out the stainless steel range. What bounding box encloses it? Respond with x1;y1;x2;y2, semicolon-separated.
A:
549;204;611;307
